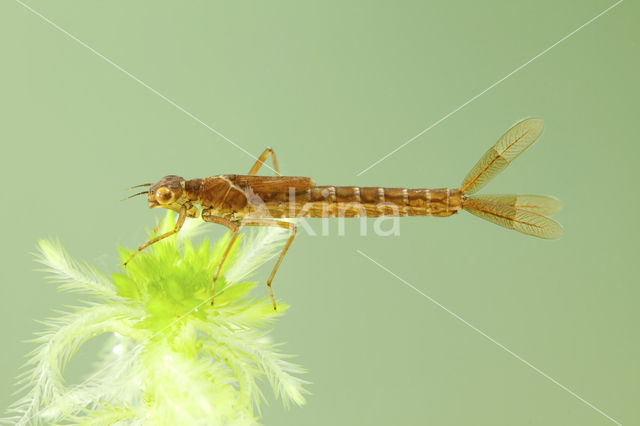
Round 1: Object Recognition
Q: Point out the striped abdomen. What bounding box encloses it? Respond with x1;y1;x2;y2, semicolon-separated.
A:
262;186;463;218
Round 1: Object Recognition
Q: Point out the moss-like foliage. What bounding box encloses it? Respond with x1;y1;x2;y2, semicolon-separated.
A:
6;212;307;425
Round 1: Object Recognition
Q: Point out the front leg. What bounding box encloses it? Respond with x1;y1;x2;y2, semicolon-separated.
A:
248;147;280;176
124;205;188;266
201;211;240;306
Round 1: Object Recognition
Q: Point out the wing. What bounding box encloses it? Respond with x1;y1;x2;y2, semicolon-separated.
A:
463;196;562;239
234;175;315;193
465;194;561;216
461;118;544;195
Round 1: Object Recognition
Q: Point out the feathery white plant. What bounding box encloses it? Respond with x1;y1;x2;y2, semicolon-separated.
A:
5;212;307;425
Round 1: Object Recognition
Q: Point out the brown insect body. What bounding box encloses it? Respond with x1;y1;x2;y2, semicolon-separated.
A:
128;120;563;310
149;174;463;221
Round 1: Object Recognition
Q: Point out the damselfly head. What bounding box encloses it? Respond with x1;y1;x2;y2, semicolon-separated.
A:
148;175;184;208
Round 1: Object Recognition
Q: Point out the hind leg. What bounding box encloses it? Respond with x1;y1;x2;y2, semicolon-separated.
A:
239;219;297;310
248;147;280;175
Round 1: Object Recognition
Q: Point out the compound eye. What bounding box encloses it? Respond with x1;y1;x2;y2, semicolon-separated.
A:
155;187;174;204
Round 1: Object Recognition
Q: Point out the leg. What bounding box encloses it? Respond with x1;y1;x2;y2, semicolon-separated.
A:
239;219;297;310
201;213;240;306
248;147;280;176
124;206;187;266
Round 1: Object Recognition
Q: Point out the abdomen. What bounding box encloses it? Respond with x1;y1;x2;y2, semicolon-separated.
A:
257;186;463;218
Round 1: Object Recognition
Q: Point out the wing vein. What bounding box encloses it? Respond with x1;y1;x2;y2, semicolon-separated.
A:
461;129;531;193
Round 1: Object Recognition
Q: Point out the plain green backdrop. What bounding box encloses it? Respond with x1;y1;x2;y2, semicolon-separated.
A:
1;1;638;425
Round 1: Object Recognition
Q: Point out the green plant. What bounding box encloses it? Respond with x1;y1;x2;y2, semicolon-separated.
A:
6;212;307;425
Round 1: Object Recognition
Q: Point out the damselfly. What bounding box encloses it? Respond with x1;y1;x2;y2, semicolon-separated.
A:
125;118;562;309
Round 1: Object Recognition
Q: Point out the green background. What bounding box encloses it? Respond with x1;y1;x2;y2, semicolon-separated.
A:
1;1;638;424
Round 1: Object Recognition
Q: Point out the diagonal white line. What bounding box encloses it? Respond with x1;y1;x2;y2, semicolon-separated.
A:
356;0;624;176
15;0;277;174
356;249;622;425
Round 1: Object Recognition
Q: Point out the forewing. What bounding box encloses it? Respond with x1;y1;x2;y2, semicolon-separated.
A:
463;197;562;239
461;118;544;195
467;194;561;216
